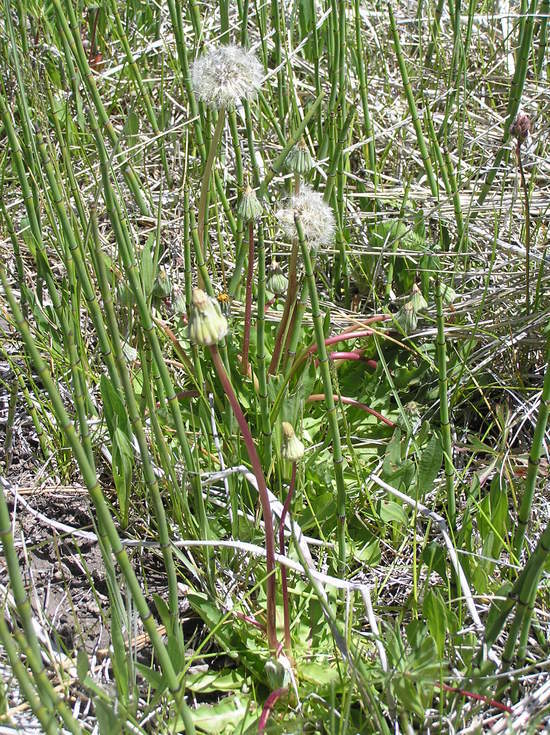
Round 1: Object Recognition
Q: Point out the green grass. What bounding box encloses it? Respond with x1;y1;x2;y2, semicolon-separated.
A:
1;0;550;732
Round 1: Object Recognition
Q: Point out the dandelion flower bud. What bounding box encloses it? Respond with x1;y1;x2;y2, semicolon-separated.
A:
281;421;305;462
188;288;228;346
395;300;417;335
410;283;428;313
285;138;315;175
395;285;426;335
510;111;531;145
275;186;335;247
153;269;172;299
237;184;263;222
190;45;263;110
267;262;288;296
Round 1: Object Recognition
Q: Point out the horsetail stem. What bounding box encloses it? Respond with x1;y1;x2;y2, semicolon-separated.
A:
295;214;347;574
0;268;196;733
435;276;456;529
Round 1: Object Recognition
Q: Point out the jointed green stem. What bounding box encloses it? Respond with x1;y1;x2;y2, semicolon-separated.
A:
388;3;439;199
435;276;456;529
0;615;59;735
513;335;550;557
296;215;347;575
0;269;195;732
476;0;538;206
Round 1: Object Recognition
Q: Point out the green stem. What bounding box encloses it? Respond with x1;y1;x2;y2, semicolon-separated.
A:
279;462;297;656
296;215;347;575
0;616;58;735
241;221;255;375
514;335;550;557
516;140;531;314
477;0;538;206
435;276;456;529
0;268;195;733
388;3;439;198
255;224;272;462
198;108;226;286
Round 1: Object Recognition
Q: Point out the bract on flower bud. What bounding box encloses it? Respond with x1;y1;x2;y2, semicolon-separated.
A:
173;293;187;315
510;112;531;145
153;269;172;299
188;288;228;346
237;184;263;221
267;262;288;296
285;138;315;174
281;421;305;462
410;284;428;313
395;300;417;335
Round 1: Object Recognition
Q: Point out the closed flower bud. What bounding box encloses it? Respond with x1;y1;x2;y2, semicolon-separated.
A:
267;262;288;296
395;300;417;335
153;269;172;299
410;284;428;313
281;421;305;462
285;138;315;175
510;111;531;145
174;293;187;315
237;184;263;221
439;282;456;305
190;45;263;110
188;288;228;346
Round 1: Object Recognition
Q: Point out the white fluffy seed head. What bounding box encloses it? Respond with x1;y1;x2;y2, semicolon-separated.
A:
275;186;335;247
190;45;263;110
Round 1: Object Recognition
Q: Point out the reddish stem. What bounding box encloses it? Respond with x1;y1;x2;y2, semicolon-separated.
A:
307;394;395;427
438;682;512;714
241;221;255;374
233;611;265;631
264;296;276;312
258;688;288;733
208;345;278;654
279;462;296;656
306;329;376;356
324;350;378;369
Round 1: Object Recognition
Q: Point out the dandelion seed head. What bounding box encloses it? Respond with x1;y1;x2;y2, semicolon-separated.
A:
275;186;335;246
190;45;263;110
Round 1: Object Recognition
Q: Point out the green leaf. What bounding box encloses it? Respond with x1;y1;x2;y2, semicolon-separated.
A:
112;426;133;527
421;541;448;583
100;375;130;438
423;589;447;658
95;699;121;735
140;236;156;300
123;109;139;148
186;669;247;694
189;695;255;734
379;500;407;525
135;662;166;692
300;661;340;687
76;648;89;681
416;434;443;496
